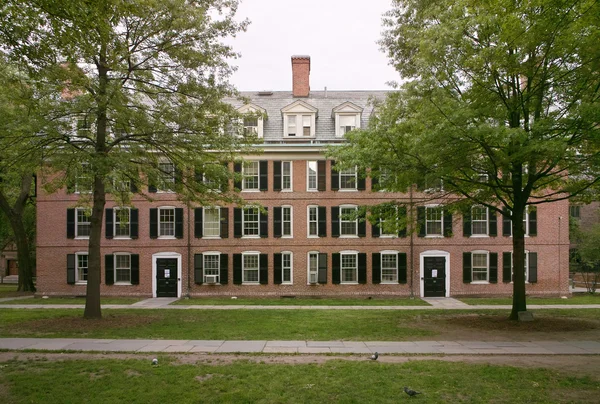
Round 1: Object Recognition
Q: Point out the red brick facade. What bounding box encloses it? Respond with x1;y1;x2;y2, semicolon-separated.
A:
291;56;310;97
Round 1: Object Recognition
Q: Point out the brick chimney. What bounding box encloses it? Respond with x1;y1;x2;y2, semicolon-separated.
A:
291;55;310;97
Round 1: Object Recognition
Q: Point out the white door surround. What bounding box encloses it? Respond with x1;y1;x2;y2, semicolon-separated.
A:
151;252;182;298
419;250;450;298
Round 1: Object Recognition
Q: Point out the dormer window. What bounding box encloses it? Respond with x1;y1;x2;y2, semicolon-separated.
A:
281;100;317;138
332;102;363;138
237;104;266;139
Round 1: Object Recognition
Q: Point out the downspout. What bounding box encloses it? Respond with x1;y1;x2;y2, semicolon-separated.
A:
409;185;415;299
558;216;562;295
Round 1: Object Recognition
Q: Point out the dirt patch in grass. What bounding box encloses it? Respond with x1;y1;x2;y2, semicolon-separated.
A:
15;314;160;336
413;313;600;341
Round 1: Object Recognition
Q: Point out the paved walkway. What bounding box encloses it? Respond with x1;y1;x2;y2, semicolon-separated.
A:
0;337;598;355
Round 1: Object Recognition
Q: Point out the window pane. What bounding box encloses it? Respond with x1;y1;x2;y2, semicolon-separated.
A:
426;207;442;235
340;167;357;189
77;254;88;281
159;208;175;236
340;207;357;235
204;254;220;277
204;208;220;237
471;206;488;235
282;161;291;190
307;161;317;190
381;254;397;282
341;254;357;282
114;208;130;237
243;254;259;282
282;253;291;283
287;115;296;136
282;207;292;236
76;209;91;237
243;162;259;190
308;207;318;236
243;208;259;236
302;115;311;136
115;254;131;282
472;253;488;281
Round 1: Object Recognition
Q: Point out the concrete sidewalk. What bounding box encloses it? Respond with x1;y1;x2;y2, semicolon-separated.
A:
1;337;599;355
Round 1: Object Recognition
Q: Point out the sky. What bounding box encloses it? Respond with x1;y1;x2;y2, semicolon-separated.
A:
227;0;399;91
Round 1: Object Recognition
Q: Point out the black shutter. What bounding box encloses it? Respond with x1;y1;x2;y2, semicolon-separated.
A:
372;222;380;238
67;208;75;239
194;208;203;238
502;208;511;236
318;206;327;237
358;253;367;284
175;208;184;238
398;253;407;284
273;207;282;238
371;173;379;191
489;210;497;236
174;165;182;186
131;254;139;285
332;253;341;284
233;162;242;190
317;161;326;191
318;253;327;284
195;166;204;183
463;252;472;283
358;209;366;238
220;207;229;238
220;254;228;284
443;211;453;237
148;184;157;193
130;180;138;193
273;161;282;191
149;208;158;239
330;161;339;191
260;208;268;238
259;160;268;191
398;206;407;237
105;254;114;285
273;253;282;285
194;254;203;284
259;254;268;284
417;207;425;237
130;209;138;239
233;208;242;238
489;252;498;283
503;252;512;283
529;207;537;236
528;252;538;283
233;254;242;284
372;253;381;284
106;208;114;239
463;207;472;237
357;172;366;191
67;254;75;284
331;207;340;238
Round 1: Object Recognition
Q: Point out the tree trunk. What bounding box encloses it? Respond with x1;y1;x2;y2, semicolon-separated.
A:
510;202;527;320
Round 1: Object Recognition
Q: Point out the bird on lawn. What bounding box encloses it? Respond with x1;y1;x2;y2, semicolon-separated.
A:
404;386;421;397
152;358;158;366
370;352;379;360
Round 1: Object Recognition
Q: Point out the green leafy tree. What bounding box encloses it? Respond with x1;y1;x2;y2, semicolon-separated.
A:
0;0;250;318
570;220;600;293
330;0;600;320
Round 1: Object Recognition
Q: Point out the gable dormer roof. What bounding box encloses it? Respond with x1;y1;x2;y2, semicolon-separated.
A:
280;100;318;117
331;101;364;118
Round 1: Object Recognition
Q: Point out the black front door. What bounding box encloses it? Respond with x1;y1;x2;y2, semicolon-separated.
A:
156;258;178;297
423;257;446;297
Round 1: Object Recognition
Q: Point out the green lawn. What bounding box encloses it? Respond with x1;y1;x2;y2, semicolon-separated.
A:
0;284;33;298
1;296;143;305
460;294;600;306
1;358;597;403
173;297;429;306
1;308;598;341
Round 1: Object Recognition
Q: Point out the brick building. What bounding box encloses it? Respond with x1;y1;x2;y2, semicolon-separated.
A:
35;56;571;298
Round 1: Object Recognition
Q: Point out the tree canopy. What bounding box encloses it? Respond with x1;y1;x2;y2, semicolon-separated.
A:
330;0;600;319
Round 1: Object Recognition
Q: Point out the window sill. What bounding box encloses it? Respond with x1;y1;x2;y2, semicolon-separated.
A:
280;189;293;193
379;235;397;239
337;189;358;192
75;236;90;240
307;235;320;239
75;282;87;285
158;236;176;240
425;235;444;238
202;236;222;240
306;189;319;192
242;235;260;239
340;282;359;285
281;235;293;239
470;235;489;238
113;236;132;240
114;282;132;286
340;235;359;239
242;282;261;285
470;281;490;285
381;281;399;285
156;190;175;194
241;189;261;193
281;282;293;285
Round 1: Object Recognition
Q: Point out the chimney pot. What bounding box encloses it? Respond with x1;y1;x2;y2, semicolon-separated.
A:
291;55;310;97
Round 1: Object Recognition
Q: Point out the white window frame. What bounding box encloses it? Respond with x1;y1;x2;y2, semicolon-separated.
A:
243;116;259;136
380;206;399;238
336;113;360;137
380;250;399;284
508;250;531;283
307;251;319;284
75;252;88;284
471;205;489;237
242;251;260;284
471;250;489;284
158;206;176;239
157;160;176;193
332;102;363;138
340;250;359;284
237;104;265;138
281;251;293;284
114;252;132;285
507;208;531;237
281;161;292;191
203;252;221;283
340;205;358;238
425;205;443;237
242;206;260;238
75;208;91;239
307;205;319;238
281;101;317;138
113;207;131;239
74;162;92;194
281;206;293;238
242;161;260;192
307;161;318;191
203;207;221;239
339;166;358;191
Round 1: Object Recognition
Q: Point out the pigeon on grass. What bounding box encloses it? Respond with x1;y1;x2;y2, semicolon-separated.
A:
403;386;421;397
370;352;379;360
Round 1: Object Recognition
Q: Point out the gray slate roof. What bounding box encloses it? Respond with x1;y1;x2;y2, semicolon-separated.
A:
231;90;389;142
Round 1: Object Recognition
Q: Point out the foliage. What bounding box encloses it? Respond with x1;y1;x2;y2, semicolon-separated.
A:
570;220;600;293
0;0;251;317
330;0;600;320
2;358;598;403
